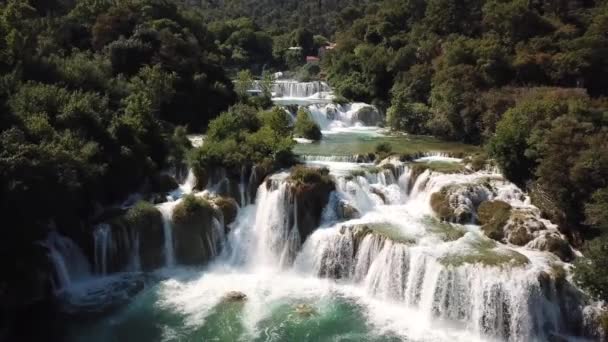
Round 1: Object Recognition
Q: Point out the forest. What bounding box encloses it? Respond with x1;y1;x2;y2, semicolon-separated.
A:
1;0;608;340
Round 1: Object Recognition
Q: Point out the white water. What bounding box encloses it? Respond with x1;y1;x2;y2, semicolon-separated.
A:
306;102;383;132
269;80;330;98
50;81;597;340
158;201;177;268
134;157;587;341
43;231;91;293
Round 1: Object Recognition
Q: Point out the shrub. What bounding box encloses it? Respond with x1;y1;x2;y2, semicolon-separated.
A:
375;142;392;154
289;165;332;186
125;201;162;229
574;235;608;301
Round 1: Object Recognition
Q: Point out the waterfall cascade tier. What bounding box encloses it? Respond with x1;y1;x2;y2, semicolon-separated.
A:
49;86;603;341
253;79;331;98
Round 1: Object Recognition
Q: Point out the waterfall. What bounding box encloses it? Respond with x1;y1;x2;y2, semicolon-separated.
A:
158;202;176;267
43;232;91;293
179;169;197;195
268;80;330;98
94;224;112;275
306;103;382;131
225;173;300;269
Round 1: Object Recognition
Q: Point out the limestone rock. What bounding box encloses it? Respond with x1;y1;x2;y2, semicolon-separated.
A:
223;291;247;302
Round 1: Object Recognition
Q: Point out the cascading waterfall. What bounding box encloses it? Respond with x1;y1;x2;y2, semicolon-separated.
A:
59;81;599;341
158;202;176;267
306;102;382;131
43;232;91;293
93;224;112;275
225;173;300;269
267;80;330;98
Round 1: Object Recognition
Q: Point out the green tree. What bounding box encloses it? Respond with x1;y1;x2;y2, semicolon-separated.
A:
234;69;254;101
293;108;321;141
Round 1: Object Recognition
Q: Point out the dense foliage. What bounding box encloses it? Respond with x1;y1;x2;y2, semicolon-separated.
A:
188;104;295;181
323;0;608;141
293;108;322;141
319;0;608;298
0;1;236;332
193;0;375;37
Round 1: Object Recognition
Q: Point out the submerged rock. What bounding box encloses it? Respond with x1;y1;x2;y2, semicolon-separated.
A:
337;201;360;220
294;303;317;317
223;291;247;302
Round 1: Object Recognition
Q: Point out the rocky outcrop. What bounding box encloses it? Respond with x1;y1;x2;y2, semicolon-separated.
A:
223;291;247;302
431;183;492;223
336;201;360;220
352;105;382;126
477;200;574;261
210;197;239;227
287;166;335;242
478;200;512;241
172;195;220;265
528;232;574;262
105;202;165;272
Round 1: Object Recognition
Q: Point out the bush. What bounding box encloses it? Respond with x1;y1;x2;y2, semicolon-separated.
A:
189;104;296;173
374;142;392;154
293;108;322;141
574;235;608;301
288;165;332;186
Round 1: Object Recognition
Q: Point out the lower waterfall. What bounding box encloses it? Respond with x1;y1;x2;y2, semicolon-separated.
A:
56;136;598;341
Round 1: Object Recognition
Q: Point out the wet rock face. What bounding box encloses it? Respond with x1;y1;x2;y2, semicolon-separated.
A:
528;232;574;262
431;183;492;223
352;105;382;126
105;204;165;272
337;201;360;220
288;166;336;243
477;200;574;261
223;291;247;302
211;197;239;227
172;196;218;265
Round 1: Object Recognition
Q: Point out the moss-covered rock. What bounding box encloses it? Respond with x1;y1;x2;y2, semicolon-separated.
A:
294;303;317;317
212;197;239;226
370;187;387;204
106;201;164;272
430;191;455;222
477;200;512;242
533;233;574;262
288;166;335;242
223;291;247;302
353;105;382;126
125;202;164;271
172;195;218;265
337;201;360;220
423;216;467;242
440;238;529;268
